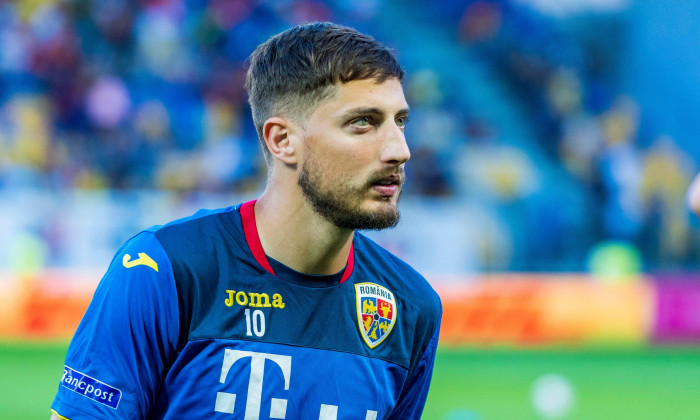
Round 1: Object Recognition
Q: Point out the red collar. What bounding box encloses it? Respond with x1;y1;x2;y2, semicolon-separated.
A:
239;200;354;283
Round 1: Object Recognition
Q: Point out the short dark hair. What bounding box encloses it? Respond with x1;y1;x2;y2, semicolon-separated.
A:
245;22;404;163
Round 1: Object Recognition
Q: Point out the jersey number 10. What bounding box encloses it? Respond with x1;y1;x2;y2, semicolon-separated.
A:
244;308;266;337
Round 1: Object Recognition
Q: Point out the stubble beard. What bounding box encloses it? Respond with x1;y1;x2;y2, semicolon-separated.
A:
297;159;402;231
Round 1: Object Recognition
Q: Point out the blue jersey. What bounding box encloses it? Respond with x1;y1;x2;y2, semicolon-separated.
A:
51;201;442;419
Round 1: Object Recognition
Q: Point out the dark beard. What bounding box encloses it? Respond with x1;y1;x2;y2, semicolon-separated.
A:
297;160;401;230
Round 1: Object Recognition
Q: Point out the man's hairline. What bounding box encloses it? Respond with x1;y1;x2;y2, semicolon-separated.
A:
266;76;405;129
271;84;338;131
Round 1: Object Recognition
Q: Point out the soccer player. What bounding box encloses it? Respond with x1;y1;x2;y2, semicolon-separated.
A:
50;22;442;419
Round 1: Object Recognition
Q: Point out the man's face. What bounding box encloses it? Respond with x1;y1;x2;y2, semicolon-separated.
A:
297;77;410;230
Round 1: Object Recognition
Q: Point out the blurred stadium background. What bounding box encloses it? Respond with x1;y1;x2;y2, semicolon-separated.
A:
1;0;700;418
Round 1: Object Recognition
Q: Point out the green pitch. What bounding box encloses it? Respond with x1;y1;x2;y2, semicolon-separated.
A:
425;346;700;420
2;342;700;420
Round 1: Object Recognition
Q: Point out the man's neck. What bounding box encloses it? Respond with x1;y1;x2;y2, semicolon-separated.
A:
253;191;354;276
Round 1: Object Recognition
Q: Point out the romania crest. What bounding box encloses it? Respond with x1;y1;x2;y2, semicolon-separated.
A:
355;283;397;348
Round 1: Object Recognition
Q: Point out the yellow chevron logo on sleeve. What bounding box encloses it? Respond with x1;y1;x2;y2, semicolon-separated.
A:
122;253;159;272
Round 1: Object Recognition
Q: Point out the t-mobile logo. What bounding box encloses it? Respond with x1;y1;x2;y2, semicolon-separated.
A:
215;349;291;419
214;349;378;420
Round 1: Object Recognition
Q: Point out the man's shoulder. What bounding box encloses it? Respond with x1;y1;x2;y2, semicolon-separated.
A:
130;205;245;270
354;232;441;314
147;205;240;235
143;205;240;245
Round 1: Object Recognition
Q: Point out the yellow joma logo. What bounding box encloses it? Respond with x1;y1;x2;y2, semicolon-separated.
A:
122;253;158;272
225;290;285;309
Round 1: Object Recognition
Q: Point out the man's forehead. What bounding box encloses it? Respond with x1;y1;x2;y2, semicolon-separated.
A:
330;78;408;113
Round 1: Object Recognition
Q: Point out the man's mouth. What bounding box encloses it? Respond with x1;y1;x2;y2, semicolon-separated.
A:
370;173;403;196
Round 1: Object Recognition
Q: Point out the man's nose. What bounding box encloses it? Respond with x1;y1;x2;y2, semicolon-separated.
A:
380;123;411;165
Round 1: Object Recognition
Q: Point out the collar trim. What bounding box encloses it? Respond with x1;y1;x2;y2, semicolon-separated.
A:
239;200;355;283
240;200;276;275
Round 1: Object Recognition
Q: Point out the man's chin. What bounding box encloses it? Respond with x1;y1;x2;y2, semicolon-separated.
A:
347;202;400;230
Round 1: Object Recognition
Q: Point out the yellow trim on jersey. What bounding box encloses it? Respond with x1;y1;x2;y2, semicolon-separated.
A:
51;409;71;420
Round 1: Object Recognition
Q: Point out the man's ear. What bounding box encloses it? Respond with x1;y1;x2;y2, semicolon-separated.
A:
263;117;298;165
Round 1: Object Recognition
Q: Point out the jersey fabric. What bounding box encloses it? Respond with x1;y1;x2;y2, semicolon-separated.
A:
51;201;442;420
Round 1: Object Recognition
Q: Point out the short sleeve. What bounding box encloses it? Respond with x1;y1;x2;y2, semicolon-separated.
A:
51;231;180;420
388;319;441;420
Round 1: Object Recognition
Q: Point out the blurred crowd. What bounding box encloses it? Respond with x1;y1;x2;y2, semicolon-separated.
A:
406;0;699;270
1;0;698;271
0;0;360;192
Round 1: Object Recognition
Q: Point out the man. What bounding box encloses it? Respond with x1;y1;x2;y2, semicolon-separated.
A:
51;22;441;419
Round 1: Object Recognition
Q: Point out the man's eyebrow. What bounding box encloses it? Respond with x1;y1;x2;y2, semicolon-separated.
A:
340;107;410;119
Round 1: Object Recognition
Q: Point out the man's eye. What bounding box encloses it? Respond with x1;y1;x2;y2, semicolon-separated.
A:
352;116;372;127
396;115;409;127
